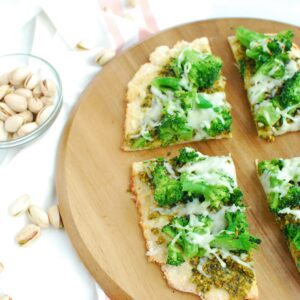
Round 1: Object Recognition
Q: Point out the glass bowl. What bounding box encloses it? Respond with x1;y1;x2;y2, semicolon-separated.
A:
0;53;63;149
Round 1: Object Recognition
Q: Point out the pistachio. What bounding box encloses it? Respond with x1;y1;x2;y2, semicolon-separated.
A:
36;105;54;125
40;79;56;96
48;205;63;229
8;194;31;217
0;121;8;141
4;115;24;133
0;103;14;121
95;48;116;66
24;73;40;90
18;110;33;123
40;96;54;106
4;94;27;112
0;84;12;100
15;88;33;99
27;205;49;228
0;261;3;273
16;224;41;246
9;67;31;86
28;97;43;114
32;85;42;97
0;73;9;85
17;122;38;137
0;295;12;300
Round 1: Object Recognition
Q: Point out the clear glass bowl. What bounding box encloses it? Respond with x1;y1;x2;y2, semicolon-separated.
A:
0;53;63;149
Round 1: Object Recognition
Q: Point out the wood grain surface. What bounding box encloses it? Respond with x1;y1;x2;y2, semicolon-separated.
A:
56;18;300;300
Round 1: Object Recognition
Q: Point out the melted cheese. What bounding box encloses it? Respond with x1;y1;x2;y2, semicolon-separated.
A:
278;207;300;220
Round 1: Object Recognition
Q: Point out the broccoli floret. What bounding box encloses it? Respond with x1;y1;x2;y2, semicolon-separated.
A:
229;188;244;206
172;147;202;166
159;113;194;146
151;77;181;91
254;101;281;126
267;192;281;212
171;49;222;89
238;59;246;78
180;175;230;208
257;159;284;175
210;211;261;252
166;243;185;266
196;94;213;109
203;108;232;137
236;27;294;70
255;56;286;79
174;90;197;110
284;223;300;251
279;71;300;108
280;186;300;209
152;165;183;207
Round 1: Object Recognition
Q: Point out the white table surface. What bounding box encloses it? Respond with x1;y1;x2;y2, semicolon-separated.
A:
0;0;300;299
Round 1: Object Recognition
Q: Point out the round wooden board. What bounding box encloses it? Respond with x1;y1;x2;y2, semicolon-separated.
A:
56;18;300;300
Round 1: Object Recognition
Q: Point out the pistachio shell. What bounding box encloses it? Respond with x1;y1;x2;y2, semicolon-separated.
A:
40;96;54;106
18;110;33;123
95;48;116;66
16;224;41;246
0;295;12;300
15;88;33;99
0;261;3;273
9;67;31;86
24;73;40;90
28;97;43;114
0;84;12;100
40;79;56;96
36;105;54;125
8;194;31;216
0;120;8;141
17;122;38;137
32;85;42;97
27;205;49;228
48;205;63;229
0;73;9;85
4;115;24;133
127;0;137;8
76;39;97;50
0;102;14;121
4;94;27;112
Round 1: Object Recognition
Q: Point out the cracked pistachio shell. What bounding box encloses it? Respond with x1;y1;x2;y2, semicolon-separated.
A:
0;295;13;300
24;73;40;90
0;84;12;100
0;102;14;121
9;67;31;86
16;224;41;246
40;79;56;96
95;48;116;66
8;194;31;216
28;97;43;114
27;205;49;228
18;110;33;123
40;96;54;106
48;205;63;229
0;72;9;85
4;115;24;133
32;85;42;97
15;88;33;99
17;122;38;137
4;94;27;112
0;121;8;141
36;105;54;125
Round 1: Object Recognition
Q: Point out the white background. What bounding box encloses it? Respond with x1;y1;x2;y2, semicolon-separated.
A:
0;0;299;299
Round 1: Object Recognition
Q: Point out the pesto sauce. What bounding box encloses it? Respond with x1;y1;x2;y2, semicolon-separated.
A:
191;256;254;300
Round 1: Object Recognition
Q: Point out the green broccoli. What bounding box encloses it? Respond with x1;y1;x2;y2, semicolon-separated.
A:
229;188;244;206
203;108;232;137
159;113;194;146
236;27;265;48
131;136;149;149
284;223;300;251
280;186;300;209
238;59;246;78
171;49;223;89
166;243;185;266
151;77;181;91
172;147;202;166
152;165;183;207
254;101;281;127
210;211;261;252
196;94;213;109
255;56;286;79
279;71;300;108
174;90;197;110
180;175;230;208
257;159;284;175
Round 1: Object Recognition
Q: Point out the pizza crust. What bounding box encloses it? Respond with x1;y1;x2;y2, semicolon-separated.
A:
131;161;258;299
124;38;231;151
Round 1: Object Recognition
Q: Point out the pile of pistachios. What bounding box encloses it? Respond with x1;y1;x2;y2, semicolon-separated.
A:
0;67;56;141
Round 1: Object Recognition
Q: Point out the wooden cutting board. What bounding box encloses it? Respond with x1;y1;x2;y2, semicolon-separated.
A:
56;18;300;300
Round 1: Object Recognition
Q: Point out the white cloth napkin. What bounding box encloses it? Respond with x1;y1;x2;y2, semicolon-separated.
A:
1;1;300;300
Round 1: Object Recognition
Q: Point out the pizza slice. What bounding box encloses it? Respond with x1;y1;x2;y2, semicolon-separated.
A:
131;147;260;299
257;157;300;271
228;27;300;141
124;38;232;151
